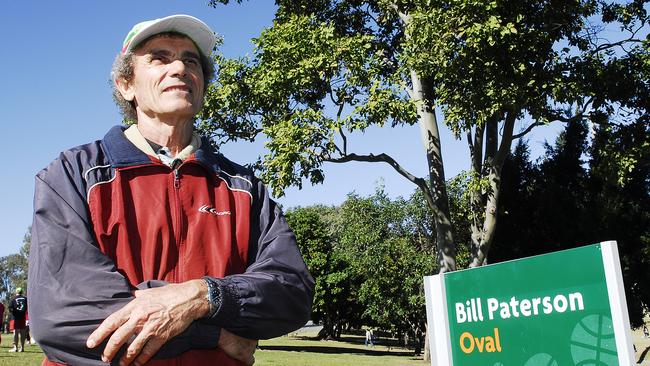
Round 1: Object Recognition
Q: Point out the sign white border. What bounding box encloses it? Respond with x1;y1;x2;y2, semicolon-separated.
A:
600;241;636;365
424;275;452;366
423;241;636;366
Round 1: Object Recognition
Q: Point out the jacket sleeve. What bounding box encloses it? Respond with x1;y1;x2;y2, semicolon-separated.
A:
202;177;315;339
28;155;219;365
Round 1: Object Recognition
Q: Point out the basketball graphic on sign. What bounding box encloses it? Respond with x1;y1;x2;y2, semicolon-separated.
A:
570;314;618;365
524;353;559;366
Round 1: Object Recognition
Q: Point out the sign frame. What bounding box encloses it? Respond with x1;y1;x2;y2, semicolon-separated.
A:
424;241;635;365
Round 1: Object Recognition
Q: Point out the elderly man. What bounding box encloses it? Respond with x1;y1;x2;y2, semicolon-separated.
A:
28;14;314;366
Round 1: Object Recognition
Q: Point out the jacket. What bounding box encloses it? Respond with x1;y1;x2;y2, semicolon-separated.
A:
28;125;314;365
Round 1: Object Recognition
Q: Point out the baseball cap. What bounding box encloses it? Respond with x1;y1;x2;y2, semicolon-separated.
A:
121;14;216;56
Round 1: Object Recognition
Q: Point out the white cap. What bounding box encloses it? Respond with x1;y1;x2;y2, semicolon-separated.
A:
120;14;216;56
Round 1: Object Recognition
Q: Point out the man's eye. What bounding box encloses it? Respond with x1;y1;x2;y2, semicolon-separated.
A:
184;58;199;66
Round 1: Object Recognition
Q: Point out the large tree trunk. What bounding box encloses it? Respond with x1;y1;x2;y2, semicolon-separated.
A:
411;69;455;362
316;315;337;340
410;70;456;274
469;167;501;267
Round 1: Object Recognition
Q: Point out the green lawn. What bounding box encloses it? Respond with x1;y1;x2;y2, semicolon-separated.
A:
0;331;427;366
3;328;650;365
0;333;43;366
256;332;427;366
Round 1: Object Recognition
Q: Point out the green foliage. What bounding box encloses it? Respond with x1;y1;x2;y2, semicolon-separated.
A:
199;8;418;197
285;205;363;339
404;0;598;132
205;0;647;272
588;119;650;327
286;187;444;341
491;119;650;326
0;228;30;305
337;189;436;340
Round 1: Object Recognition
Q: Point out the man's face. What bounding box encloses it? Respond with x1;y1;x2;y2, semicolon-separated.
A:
120;35;205;121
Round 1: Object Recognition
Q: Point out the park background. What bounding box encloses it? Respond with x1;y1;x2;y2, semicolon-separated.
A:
0;0;648;365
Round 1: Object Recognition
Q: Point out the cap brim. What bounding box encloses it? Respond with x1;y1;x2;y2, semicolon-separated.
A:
123;14;215;56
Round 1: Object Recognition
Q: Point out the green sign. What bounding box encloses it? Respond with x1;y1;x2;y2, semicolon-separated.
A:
424;241;635;366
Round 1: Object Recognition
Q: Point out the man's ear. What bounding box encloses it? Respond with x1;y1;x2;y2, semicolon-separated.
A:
115;77;135;102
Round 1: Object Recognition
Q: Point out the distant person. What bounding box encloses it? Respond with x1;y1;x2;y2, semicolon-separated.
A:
28;13;313;366
365;328;374;347
9;288;27;352
0;301;4;345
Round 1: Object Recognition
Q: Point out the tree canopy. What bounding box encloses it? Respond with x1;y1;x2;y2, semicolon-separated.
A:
204;0;648;272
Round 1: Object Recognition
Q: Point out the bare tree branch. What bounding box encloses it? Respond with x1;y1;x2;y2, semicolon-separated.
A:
468;124;484;173
466;130;475;158
514;120;547;139
325;152;436;211
339;128;348;155
590;37;644;55
495;109;518;170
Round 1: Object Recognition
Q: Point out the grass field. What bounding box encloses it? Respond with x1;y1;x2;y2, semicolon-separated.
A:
0;327;648;365
0;333;43;366
0;331;427;366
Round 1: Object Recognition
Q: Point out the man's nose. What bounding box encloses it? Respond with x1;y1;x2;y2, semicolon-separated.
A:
168;59;187;77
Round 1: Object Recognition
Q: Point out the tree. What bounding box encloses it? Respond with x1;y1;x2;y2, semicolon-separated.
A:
485;140;537;262
336;188;436;350
285;205;364;339
488;119;650;326
0;227;30;305
586;120;650;327
203;0;646;272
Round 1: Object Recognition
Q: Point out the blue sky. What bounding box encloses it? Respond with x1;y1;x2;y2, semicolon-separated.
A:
0;1;562;257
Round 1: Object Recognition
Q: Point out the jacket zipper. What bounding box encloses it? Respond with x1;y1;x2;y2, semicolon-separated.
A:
172;167;182;283
174;169;181;189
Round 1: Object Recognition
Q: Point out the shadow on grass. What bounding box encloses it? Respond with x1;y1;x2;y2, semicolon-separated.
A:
260;344;413;357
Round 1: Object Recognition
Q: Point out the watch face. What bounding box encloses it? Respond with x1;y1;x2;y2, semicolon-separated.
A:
204;277;221;316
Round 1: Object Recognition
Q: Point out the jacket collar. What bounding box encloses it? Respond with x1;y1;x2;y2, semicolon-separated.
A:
102;125;222;172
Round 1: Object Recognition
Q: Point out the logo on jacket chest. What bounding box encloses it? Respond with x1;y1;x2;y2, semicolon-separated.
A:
198;205;231;216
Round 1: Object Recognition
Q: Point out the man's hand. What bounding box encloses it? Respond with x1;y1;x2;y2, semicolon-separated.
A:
218;329;257;366
86;279;210;366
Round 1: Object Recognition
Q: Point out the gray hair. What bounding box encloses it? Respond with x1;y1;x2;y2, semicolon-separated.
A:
110;32;215;121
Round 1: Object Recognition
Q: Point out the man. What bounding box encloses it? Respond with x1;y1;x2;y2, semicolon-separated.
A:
364;328;374;347
9;288;27;352
28;14;314;366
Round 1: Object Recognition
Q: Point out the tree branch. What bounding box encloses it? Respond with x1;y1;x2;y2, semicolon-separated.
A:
471;124;484;173
326;152;417;182
484;115;499;166
466;130;474;158
513;121;543;139
325;152;436;210
339;128;348;155
590;37;643;55
495;109;518;170
514;99;592;140
388;2;411;24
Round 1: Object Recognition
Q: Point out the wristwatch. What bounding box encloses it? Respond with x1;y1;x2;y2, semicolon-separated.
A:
203;276;222;317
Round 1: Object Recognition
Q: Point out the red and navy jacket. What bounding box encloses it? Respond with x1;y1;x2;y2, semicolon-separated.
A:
28;125;314;365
